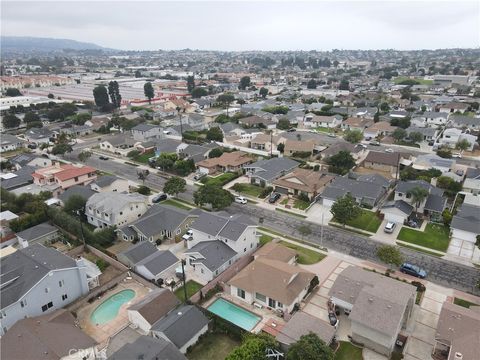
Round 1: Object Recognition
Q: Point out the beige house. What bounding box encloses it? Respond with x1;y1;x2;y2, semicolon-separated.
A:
329;267;416;356
362;151;401;174
32;163;97;195
283;139;316;157
196;151;253;175
273;169;335;201
364;121;397;139
341;117;374;132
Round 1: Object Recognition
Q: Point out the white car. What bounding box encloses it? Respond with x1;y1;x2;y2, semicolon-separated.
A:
452;153;462;158
182;230;194;241
384;221;396;234
385;148;394;153
235;196;247;204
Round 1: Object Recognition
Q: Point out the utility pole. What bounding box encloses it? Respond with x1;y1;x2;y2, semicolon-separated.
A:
320;213;324;249
181;259;188;303
270;131;273;157
75;208;86;248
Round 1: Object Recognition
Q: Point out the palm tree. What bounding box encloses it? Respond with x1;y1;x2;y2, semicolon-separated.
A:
407;186;429;214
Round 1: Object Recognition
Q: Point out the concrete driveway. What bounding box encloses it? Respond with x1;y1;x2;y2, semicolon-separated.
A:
371;219;401;245
306;203;333;224
447;237;474;260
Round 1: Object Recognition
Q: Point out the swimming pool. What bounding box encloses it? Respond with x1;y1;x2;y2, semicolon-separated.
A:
90;289;135;325
207;298;261;331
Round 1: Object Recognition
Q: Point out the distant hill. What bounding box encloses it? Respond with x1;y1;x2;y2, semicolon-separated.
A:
1;36;111;53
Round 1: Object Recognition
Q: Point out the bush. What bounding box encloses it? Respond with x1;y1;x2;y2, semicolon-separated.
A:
95;259;110;272
136;185;151;195
411;281;426;292
259;186;273;199
298;193;310;202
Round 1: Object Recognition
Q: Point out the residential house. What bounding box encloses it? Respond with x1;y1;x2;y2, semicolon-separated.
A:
0;244;89;335
433;302;480;360
184;113;208;130
463;177;480;195
85;192;148;228
420;112;449;127
32;163;97;195
58;184;96;205
341;117;374;132
131;123;162;142
450;203;480;252
127;288;180;333
24;127;53;144
329;267;416;356
229;244;315;313
0;165;35;191
362;151;402;175
320;174;390;207
184;240;238;283
438;128;476;151
154;138;182;157
244;157;299;187
0;134;25;153
394;180;446;219
406;126;438;141
380;200;414;225
273;169;335;201
250;133;278;152
303;114;342;128
283;139;316;157
196;151;253;175
0;310;98;360
238;115;275;129
176;143;215;164
9;153;52;170
85;115;109;131
276;311;335;351
99;134;136;155
413;154;455;174
364;121;397;139
254;241;296;265
117;241;179;283
107;335;187;360
118;204;197;242
439;102;469;114
90;175;129;193
15;222;59;248
449;115;480;131
320;142;366;161
151;305;209;354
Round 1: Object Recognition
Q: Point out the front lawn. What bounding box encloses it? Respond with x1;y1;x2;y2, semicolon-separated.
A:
162;199;192;210
260;234;274;246
174;280;203;301
201;172;239;187
187;332;240;360
335;341;363;360
293;198;310;210
397;223;450;252
131;152;155;164
344;210;382;233
231;183;263;197
279;241;325;265
453;297;478;308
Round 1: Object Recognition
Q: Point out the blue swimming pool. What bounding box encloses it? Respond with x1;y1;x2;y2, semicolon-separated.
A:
90;289;135;325
207;298;261;331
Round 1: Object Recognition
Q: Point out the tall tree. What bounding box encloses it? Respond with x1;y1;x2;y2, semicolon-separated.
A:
259;87;268;98
343;129;363;144
407;186;429;213
409;132;424;144
326;151;355;175
376;245;404;268
193;184;233;210
307;79;317;89
226;334;277;360
392;128;407;142
217;93;235;116
64;195;87;215
78;151;92;163
163;176;186;197
187;75;195;93
286;333;334;360
239;76;251;90
108;81;122;108
93;85;109;109
144;82;155;104
456;139;471;151
206;126;224;142
2;114;21;128
339;79;350;90
330;193;361;227
23;111;40;123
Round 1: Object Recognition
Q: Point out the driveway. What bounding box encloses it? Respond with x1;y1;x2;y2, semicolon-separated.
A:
371;219;401;245
306;203;333;224
447;237;475;260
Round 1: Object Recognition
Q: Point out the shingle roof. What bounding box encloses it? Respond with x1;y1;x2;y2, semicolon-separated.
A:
86;192;147;214
58;185;95;203
381;200;413;216
254;242;297;263
1;244;77;309
186;240;237;272
451;204;480;234
151;305;209;349
132;123;158;132
136;250;179;276
0;165;35;190
190;211;255;241
396;180;444;196
15;222;58;242
108;335;187;360
322;176;386;202
245;157;299;182
119;241;157;265
276;311;335;346
424;194;447;213
364;151;401;167
93;175;120;188
127;288;180;325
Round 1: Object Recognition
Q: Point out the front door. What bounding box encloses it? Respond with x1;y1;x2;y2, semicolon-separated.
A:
268;298;276;308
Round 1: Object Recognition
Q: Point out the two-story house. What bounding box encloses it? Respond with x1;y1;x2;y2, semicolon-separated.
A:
85;192;148;228
0;244;89;335
394;180;447;220
131;123;162;142
244;157;299;187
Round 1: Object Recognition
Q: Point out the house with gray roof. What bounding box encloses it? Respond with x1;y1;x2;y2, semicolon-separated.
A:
24;127;53;144
449;114;480;130
16;222;60;248
394;180;446;218
151;305;209;354
0;243;89;335
90;175;129;193
0;165;35;191
450;203;480;251
99;134;136;155
118;204;197;243
154;138;182;157
184;240;237;283
380;200;414;224
117;241;157;267
131;123;162;142
58;184;96;205
108;335;187;360
0;134;26;153
10;153;52;170
406;126;438;141
244;157;299;187
413;154;455;173
329;266;416;356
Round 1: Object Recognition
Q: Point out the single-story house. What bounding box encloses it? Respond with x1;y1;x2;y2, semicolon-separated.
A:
90;175;129;193
254;241;296;265
108;335;187;360
273;169;335;201
394;180;446;217
341;117;374;132
15;222;59;248
329;266;416;356
364;121;397;139
99;134;136;155
362;151;402;175
283;139;316;157
244;157;299;187
0;134;26;153
380;200;414;224
450;204;480;246
196;151;253;175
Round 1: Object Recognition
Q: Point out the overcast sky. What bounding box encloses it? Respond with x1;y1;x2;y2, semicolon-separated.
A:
2;1;479;51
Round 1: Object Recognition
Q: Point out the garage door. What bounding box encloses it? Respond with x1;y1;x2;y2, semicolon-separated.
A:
383;212;406;224
275;186;289;195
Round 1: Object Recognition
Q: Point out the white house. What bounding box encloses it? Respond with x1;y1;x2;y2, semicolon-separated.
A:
131;124;162;142
0;134;25;153
450;204;480;246
90;175;129;193
85;192;148;228
438;128;476;151
0;244;89;335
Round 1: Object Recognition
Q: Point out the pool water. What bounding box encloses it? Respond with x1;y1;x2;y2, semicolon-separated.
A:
207;298;261;331
90;289;135;325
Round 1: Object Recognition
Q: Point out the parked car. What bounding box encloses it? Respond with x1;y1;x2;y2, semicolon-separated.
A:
407;219;418;228
152;193;167;203
385;148;394;153
193;172;206;181
384;221;396;233
328;312;339;327
268;192;281;204
428;141;434;146
27;143;37;149
400;263;427;278
452;153;462;158
99;155;109;160
235;196;247;204
182;229;194;241
369;141;380;146
287;128;296;132
328;133;336;138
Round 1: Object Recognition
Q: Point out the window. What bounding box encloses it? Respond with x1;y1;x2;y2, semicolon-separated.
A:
244;248;247;252
59;280;64;287
277;302;283;308
119;212;123;215
268;298;276;308
62;294;68;301
74;176;78;182
200;268;204;274
45;288;49;293
255;293;266;303
20;300;27;307
237;288;245;299
250;243;253;248
47;302;53;308
41;304;48;312
176;229;181;235
397;193;403;197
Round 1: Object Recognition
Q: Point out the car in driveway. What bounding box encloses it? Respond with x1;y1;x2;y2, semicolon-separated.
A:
193;172;206;181
384;221;396;233
400;263;427;278
182;229;194;241
452;153;462;158
152;193;167;203
268;192;281;204
99;155;109;160
235;196;247;204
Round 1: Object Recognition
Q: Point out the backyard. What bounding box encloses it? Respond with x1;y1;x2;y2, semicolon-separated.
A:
187;333;240;360
345;210;382;233
231;183;263;197
335;341;363;360
201;172;239;187
279;241;325;265
174;280;203;302
397;223;450;252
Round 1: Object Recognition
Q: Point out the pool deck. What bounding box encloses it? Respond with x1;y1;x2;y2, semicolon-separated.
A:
202;293;286;334
76;279;151;344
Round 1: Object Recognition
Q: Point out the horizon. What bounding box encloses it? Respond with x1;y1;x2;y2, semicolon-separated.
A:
2;1;479;51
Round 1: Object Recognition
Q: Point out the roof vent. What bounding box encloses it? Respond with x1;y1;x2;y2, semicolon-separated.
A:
177;311;182;316
387;305;392;309
454;353;463;360
368;297;374;302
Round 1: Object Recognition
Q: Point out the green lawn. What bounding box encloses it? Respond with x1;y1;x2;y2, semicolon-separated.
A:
293;198;310;210
345;210;382;233
397;223;450;252
132;152;155;164
393;76;433;85
174;280;203;302
335;341;363;360
279;241;325;265
260;234;274;246
315;126;334;133
187;333;240;360
453;297;478;309
231;183;263;197
161;199;192;210
201;172;239;187
276;208;307;218
280;198;289;205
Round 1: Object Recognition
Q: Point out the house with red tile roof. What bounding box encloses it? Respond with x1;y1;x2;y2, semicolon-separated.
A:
32;163;97;195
